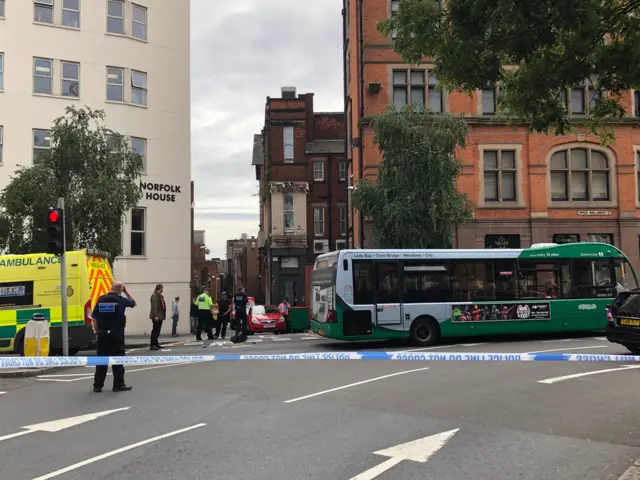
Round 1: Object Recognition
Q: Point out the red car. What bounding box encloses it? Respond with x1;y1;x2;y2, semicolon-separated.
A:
249;305;286;333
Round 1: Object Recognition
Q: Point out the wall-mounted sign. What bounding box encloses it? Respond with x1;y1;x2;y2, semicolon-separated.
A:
577;210;611;216
140;182;182;202
485;235;521;249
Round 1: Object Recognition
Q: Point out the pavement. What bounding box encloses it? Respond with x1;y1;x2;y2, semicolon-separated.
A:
2;332;640;479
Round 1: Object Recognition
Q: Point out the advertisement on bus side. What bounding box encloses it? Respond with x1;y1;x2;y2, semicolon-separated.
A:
451;302;551;322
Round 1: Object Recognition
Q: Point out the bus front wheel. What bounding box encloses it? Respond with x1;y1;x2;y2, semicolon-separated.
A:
409;317;440;347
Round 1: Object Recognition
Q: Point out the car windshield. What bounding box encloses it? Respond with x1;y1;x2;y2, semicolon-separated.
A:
252;306;265;315
265;306;280;314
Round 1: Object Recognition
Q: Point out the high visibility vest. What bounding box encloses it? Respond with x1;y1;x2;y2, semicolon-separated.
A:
196;294;212;310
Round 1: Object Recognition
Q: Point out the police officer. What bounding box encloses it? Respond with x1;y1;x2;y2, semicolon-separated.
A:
233;286;249;336
195;287;214;341
215;292;232;340
92;281;136;393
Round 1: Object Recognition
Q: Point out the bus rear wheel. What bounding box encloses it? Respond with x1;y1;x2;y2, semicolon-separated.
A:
409;317;440;347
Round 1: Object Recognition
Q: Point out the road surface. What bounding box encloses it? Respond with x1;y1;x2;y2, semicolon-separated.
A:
1;332;640;479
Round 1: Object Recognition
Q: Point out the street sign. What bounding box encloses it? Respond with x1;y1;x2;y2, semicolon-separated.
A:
350;428;459;480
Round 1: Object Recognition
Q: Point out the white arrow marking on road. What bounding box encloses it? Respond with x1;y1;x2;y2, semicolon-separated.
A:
350;429;459;480
537;365;640;384
0;407;130;442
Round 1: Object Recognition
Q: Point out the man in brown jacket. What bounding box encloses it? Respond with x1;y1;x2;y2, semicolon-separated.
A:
149;283;166;351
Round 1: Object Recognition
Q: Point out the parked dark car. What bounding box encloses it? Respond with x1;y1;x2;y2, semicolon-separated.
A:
606;288;640;354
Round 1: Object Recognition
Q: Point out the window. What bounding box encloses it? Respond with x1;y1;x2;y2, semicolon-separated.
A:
635;91;640;118
33;58;53;95
34;0;53;23
637;151;640;201
283;126;294;162
314;207;325;236
392;69;442;112
571;258;615;298
517;260;560;299
33;129;51;164
108;134;121;159
132;4;147;40
0;0;4;18
483;150;517;202
62;0;79;27
568;75;599;115
131;70;147;106
403;261;452;303
482;87;497;115
484;234;520;249
452;261;498;301
313;161;324;181
61;61;79;97
376;262;400;304
353;260;374;305
390;0;401;38
130;207;146;256
107;0;124;34
0;126;3;164
339;160;347;181
106;66;124;101
339;205;347;236
0;53;3;90
615;258;639;292
131;137;146;172
283;192;294;231
550;147;610;202
587;233;613;245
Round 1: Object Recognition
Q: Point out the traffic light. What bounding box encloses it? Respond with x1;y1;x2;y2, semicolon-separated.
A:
45;207;64;255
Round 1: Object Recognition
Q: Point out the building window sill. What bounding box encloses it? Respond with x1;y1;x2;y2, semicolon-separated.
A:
105;100;148;109
119;255;148;260
33;92;80;101
33;21;80;31
549;201;616;209
105;32;148;44
477;203;526;210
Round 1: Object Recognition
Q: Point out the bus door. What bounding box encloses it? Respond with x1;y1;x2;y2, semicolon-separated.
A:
374;262;403;325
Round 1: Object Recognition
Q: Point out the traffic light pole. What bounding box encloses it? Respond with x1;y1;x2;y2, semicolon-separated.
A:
58;197;69;357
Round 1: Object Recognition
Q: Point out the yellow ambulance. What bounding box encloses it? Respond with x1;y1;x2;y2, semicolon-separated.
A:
0;249;113;355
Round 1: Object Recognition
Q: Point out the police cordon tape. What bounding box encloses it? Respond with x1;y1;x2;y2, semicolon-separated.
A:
2;351;640;369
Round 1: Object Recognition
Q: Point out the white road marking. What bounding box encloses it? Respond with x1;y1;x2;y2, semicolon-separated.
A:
0;391;5;395
350;429;459;480
593;337;608;341
0;408;130;443
528;345;608;354
249;339;263;343
37;362;193;383
31;423;207;480
540;338;583;343
538;365;640;384
273;337;291;342
284;367;430;404
405;343;486;352
301;336;322;340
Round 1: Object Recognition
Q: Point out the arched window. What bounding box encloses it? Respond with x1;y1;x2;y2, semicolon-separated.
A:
550;147;610;202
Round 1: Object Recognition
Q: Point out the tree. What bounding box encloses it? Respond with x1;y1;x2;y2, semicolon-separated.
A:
352;106;473;248
0;106;144;261
380;0;640;136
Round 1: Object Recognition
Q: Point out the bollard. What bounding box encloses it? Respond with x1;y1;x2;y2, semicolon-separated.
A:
23;313;50;357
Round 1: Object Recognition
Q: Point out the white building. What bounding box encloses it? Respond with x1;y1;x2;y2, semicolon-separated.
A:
0;0;192;335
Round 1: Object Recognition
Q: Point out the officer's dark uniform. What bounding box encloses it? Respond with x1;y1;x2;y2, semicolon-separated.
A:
234;291;249;335
92;292;136;392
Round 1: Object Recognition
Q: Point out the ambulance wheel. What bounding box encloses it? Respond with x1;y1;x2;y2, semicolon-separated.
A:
409;316;440;347
13;330;25;356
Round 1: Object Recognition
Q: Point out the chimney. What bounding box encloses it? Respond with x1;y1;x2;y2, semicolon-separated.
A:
281;86;296;99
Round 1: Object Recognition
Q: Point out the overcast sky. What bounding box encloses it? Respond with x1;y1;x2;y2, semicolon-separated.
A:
191;0;344;259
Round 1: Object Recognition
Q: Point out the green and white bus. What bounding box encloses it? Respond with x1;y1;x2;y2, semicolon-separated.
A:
310;243;639;346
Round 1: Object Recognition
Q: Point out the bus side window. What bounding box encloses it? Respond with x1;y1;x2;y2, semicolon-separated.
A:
570;259;614;298
559;260;572;298
517;260;559;299
493;259;517;301
353;260;374;305
343;259;348;271
402;261;451;303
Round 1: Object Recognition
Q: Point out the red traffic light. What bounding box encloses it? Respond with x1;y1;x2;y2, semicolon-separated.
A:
48;210;61;223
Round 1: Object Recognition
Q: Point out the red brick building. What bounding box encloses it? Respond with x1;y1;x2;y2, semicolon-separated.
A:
345;0;640;269
191;230;221;301
239;238;263;305
254;88;347;304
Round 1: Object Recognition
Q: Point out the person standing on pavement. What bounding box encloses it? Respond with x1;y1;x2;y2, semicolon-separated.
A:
215;292;232;339
171;296;180;337
149;284;166;351
190;298;198;335
92;281;136;393
195;287;214;341
233;286;249;336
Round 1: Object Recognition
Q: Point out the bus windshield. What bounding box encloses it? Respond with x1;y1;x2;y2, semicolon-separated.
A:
615;259;639;292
